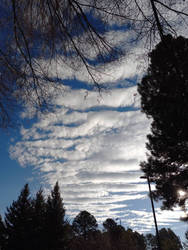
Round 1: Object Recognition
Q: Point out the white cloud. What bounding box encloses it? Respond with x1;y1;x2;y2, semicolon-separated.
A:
53;86;140;109
10;85;187;235
10;86;151;221
9;2;188;236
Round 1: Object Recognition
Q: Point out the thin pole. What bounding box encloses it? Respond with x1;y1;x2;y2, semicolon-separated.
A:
147;175;162;250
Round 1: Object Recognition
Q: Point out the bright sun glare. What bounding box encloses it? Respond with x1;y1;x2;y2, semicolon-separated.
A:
178;190;186;197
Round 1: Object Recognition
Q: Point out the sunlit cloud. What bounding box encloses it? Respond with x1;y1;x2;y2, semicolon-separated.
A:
9;1;188;235
10;82;186;236
10;84;186;234
10;86;153;228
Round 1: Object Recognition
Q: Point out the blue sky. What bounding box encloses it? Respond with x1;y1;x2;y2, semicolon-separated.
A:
1;0;188;242
1;83;187;241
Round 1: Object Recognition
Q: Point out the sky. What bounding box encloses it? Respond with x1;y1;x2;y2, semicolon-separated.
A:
1;0;188;242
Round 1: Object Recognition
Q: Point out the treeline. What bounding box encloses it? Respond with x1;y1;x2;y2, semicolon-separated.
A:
0;183;184;250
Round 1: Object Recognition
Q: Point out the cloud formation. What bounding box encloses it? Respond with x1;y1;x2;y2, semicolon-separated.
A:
9;1;188;235
10;85;186;234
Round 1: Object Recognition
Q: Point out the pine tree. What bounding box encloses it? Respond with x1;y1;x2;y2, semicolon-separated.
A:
145;228;182;250
0;215;7;250
31;189;47;250
138;35;188;214
103;218;124;247
45;182;66;250
73;211;98;240
4;184;34;250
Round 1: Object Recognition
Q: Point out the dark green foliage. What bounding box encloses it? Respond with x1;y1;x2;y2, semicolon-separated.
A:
159;228;182;250
69;229;103;250
103;218;124;242
124;228;146;250
4;184;34;250
132;230;146;250
138;35;188;213
31;189;46;250
72;210;98;240
0;183;185;250
103;219;146;250
103;218;118;232
0;215;7;250
45;182;66;250
4;183;66;250
145;228;182;250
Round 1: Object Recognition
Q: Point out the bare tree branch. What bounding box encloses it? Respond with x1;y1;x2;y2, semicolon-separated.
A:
154;0;188;17
0;0;188;127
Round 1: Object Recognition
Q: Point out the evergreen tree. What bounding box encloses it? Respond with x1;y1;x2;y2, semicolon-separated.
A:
4;184;34;250
103;218;118;232
32;189;47;250
103;218;125;249
0;215;7;250
132;230;146;250
72;211;98;240
45;182;66;250
122;229;146;250
145;228;182;250
103;220;146;250
138;35;188;214
103;218;124;237
159;228;182;250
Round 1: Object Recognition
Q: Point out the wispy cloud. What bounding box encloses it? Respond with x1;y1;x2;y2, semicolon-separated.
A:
10;85;186;234
9;1;188;235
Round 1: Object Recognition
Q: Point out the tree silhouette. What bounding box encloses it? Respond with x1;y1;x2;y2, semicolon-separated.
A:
159;228;182;250
31;189;47;250
145;228;182;250
184;231;188;249
0;0;121;128
72;210;98;240
0;183;186;250
1;183;68;250
103;219;146;250
138;35;188;216
0;215;7;250
45;182;66;250
103;218;127;249
103;218;118;232
4;184;34;250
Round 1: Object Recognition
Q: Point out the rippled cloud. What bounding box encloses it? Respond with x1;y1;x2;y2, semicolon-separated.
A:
10;85;186;233
9;1;188;234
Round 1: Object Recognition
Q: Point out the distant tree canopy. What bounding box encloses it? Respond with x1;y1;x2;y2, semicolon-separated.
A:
138;35;188;217
45;182;66;250
3;182;66;250
103;218;146;250
0;183;184;250
0;0;188;127
0;215;6;250
145;228;183;250
4;184;34;250
103;218;124;238
103;218;118;231
72;210;98;239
